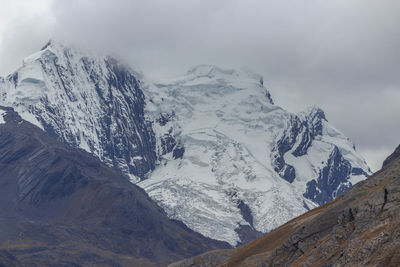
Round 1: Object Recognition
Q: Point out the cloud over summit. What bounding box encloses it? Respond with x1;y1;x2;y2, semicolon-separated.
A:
0;0;399;170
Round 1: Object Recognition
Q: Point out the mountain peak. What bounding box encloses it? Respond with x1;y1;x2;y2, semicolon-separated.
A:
22;40;67;66
184;64;273;104
186;64;239;78
186;64;265;84
1;40;155;180
40;39;82;52
299;105;327;122
40;39;54;51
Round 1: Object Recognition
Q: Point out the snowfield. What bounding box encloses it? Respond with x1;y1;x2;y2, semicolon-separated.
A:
139;64;370;245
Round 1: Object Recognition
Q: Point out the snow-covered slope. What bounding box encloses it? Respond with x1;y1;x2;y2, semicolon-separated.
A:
0;44;370;246
139;65;370;245
0;41;163;181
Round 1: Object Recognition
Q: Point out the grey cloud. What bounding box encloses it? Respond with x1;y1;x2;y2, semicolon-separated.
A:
0;0;399;170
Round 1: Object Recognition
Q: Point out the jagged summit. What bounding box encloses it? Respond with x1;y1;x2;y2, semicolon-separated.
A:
25;39;142;79
298;105;327;122
23;39;80;66
40;39;54;50
0;41;370;246
0;41;156;181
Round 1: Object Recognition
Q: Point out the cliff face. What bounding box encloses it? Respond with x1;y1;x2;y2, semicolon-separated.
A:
171;144;400;267
0;106;229;267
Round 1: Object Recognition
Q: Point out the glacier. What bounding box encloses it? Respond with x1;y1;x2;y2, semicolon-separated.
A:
0;42;371;246
139;64;370;245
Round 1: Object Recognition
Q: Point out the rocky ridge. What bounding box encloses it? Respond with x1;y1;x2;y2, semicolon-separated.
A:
170;144;400;266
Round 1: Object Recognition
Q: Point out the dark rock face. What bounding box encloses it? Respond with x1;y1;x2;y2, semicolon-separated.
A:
304;147;352;205
351;166;368;176
237;200;254;227
272;108;360;204
156;111;183;159
234;225;264;247
271;109;326;183
174;143;400;267
0;107;229;266
173;145;185;159
226;189;263;245
44;49;156;178
271;115;302;183
234;200;264;245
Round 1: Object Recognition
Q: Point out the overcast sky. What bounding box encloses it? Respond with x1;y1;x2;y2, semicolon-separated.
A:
0;0;399;171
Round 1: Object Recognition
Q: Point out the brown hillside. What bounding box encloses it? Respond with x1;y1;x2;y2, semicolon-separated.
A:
171;144;400;267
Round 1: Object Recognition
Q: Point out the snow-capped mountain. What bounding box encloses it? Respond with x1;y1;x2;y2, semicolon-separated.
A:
0;42;371;246
0;41;163;182
139;65;370;245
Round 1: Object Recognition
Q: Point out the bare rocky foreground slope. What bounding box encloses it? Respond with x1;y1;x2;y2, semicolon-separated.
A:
0;106;229;267
171;145;400;266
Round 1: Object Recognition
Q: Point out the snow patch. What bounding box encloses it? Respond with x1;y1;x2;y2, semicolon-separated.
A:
0;110;7;124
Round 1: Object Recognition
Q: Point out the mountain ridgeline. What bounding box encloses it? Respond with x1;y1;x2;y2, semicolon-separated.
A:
0;41;371;246
170;144;400;267
0;41;172;181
